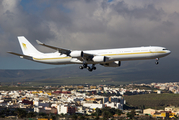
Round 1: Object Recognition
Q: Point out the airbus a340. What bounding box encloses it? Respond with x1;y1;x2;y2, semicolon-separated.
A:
8;36;171;71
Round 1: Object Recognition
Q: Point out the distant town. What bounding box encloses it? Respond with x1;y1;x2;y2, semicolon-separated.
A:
0;82;179;120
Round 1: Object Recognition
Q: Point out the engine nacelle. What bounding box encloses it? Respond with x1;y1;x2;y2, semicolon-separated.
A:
70;51;83;58
92;56;106;62
101;61;121;67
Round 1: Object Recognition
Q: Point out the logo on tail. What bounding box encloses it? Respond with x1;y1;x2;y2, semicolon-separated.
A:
22;43;27;50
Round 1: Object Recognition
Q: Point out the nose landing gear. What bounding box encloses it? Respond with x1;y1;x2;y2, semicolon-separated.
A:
155;58;159;65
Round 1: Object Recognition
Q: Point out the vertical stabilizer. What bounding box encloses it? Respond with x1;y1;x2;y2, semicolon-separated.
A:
18;36;42;56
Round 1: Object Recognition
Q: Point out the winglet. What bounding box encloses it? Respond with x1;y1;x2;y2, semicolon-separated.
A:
36;40;71;54
36;40;44;45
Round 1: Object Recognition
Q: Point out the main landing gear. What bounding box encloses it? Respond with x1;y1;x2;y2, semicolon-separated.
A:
79;64;96;72
155;58;159;65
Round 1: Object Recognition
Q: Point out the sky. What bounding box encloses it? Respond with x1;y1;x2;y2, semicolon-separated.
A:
0;0;179;69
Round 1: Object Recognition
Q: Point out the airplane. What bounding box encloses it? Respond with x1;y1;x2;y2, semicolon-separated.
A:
8;36;171;71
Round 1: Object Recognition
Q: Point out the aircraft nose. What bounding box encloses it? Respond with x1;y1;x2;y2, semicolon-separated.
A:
167;50;171;55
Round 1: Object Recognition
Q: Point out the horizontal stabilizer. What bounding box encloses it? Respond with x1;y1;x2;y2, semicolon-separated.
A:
7;51;33;60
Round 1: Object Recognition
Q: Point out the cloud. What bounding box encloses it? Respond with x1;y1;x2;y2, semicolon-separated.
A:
0;0;179;59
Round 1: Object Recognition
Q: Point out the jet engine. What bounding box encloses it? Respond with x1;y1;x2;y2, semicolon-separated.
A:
101;61;121;67
70;51;83;58
92;56;106;62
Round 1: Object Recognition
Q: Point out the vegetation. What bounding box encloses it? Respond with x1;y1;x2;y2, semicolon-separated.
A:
0;86;43;91
91;107;123;120
127;109;136;119
131;85;158;90
0;108;36;119
124;93;179;109
0;107;123;120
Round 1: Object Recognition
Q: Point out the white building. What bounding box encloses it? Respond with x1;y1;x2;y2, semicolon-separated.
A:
105;102;123;110
57;104;76;115
82;103;104;109
33;98;49;113
58;105;68;114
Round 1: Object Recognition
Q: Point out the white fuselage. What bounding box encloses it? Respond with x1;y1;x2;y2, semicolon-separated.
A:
32;46;171;65
8;36;171;71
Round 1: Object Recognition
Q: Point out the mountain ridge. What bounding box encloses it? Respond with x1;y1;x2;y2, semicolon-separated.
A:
0;57;178;85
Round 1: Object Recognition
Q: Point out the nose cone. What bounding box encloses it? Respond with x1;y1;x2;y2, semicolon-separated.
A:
167;50;171;55
162;47;171;55
164;50;171;57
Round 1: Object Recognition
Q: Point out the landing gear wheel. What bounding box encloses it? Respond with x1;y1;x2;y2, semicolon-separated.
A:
88;69;93;72
91;64;96;70
79;66;83;69
87;66;91;70
79;64;96;72
93;67;96;70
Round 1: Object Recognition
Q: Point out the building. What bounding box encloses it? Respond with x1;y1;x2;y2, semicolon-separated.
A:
143;108;156;115
165;106;179;115
57;104;76;115
109;96;125;104
82;103;104;109
105;102;123;110
153;111;175;119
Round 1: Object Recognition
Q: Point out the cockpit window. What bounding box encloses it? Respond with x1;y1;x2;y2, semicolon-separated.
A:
163;49;168;50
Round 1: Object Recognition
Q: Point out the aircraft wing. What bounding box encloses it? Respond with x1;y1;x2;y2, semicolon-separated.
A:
82;52;94;61
36;40;95;61
36;40;106;63
7;51;33;60
36;40;71;55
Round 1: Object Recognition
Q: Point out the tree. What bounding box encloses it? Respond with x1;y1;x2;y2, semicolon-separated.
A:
116;109;122;116
79;115;85;120
109;108;116;115
95;108;102;116
26;111;37;118
102;111;112;120
0;109;6;118
52;114;59;120
60;113;65;117
95;115;100;120
127;109;136;119
15;108;27;118
71;114;77;120
38;112;48;118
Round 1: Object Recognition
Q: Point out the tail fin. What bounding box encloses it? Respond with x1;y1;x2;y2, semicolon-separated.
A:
18;36;42;56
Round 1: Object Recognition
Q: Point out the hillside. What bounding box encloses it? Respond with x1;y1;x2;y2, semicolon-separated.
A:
124;93;179;109
0;57;178;85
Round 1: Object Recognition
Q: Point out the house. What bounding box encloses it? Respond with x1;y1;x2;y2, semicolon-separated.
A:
153;111;175;119
143;108;156;115
165;106;179;115
82;103;104;109
104;102;123;110
57;104;76;115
